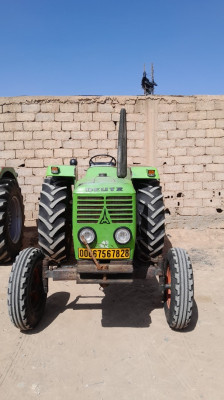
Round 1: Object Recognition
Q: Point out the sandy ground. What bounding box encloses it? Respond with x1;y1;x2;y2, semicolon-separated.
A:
0;227;224;400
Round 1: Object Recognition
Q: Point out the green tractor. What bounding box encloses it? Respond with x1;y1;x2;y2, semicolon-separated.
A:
8;109;194;331
0;167;24;262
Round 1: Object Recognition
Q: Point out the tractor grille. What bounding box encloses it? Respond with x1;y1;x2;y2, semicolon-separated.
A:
77;195;133;224
106;196;133;223
77;196;104;223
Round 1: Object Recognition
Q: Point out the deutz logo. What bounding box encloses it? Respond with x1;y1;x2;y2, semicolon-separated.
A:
85;187;123;192
100;208;110;224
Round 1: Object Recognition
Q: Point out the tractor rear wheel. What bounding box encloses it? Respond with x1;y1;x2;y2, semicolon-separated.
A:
0;179;24;262
38;177;72;262
164;247;194;330
8;247;46;331
134;183;165;262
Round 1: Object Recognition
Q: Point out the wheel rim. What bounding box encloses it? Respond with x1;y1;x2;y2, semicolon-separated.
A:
8;196;22;243
30;266;43;311
165;264;171;308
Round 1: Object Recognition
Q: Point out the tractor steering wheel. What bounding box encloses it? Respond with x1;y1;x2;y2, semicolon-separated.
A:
89;154;116;167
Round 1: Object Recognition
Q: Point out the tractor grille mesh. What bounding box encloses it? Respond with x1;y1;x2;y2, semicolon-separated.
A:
106;196;133;223
77;196;133;224
77;196;104;223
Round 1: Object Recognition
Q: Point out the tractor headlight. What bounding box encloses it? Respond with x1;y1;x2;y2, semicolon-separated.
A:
114;228;131;244
79;228;96;244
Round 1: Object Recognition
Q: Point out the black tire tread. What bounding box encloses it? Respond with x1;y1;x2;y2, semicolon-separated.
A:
38;177;72;262
8;247;46;331
135;183;165;261
164;247;194;330
0;179;24;262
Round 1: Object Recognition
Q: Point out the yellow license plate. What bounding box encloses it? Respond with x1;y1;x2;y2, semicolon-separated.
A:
78;248;130;259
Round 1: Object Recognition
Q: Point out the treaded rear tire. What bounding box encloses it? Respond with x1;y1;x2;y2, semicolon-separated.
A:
164;247;194;330
8;247;46;331
134;183;165;262
0;179;24;262
38;177;72;262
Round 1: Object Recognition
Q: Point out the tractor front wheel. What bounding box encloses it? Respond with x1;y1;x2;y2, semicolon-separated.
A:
8;248;46;331
164;247;194;330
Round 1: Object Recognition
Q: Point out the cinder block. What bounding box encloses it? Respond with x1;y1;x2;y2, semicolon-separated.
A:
188;111;207;120
74;113;92;122
41;103;60;112
22;104;41;112
215;172;224;181
43;140;62;149
16;113;35;122
207;110;224;119
99;121;115;131
60;103;79;112
196;100;214;111
184;164;204;173
203;198;221;207
81;139;97;149
1;132;14;140
187;147;205;156
176;103;195;112
43;158;63;167
36;113;54;122
168;147;187;156
3;104;22;112
79;103;97;112
25;176;43;185
184;199;202;207
177;208;198;216
157;121;176;130
213;155;224;164
54;149;72;157
175;156;194;165
98;103;114;113
35;149;53;158
52;131;71;140
43;121;61;130
81;121;100;131
24;122;42;131
135;140;144;148
4;122;23;131
194;172;213;182
195;138;214;147
165;182;184;191
164;165;183;174
177;120;196;130
93;113;111;122
25;159;44;167
55;113;73;122
72;131;90;140
158;139;175;149
197;120;215;129
158;113;168;122
136;122;145;132
187;129;205;138
5;141;23;150
215;137;224;147
32;168;46;176
168;130;186;139
216;120;224;128
99;140;116;149
169;112;188;121
33;131;51;139
175;173;194;182
63;140;81;149
62;122;80;131
127;113;144;122
194;190;213;199
206;147;223;155
0;123;3;131
25;140;43;149
91;131;107;140
16;149;34;158
0;113;16;122
184;181;202;190
193;155;212;164
158;103;177;112
206;163;224;172
176;138;195;147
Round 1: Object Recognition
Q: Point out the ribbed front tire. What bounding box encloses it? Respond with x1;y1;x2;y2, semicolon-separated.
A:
38;177;72;262
134;183;165;262
164;247;194;330
8;248;46;331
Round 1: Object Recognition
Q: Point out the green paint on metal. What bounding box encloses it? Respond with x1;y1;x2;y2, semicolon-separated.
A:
46;165;76;178
131;166;160;180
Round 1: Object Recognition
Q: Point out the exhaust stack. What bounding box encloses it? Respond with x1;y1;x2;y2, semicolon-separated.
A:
117;108;127;178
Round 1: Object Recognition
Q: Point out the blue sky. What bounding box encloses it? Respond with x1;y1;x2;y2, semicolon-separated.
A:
1;0;224;96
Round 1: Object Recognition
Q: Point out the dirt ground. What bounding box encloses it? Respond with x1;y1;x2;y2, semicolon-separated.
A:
0;227;224;400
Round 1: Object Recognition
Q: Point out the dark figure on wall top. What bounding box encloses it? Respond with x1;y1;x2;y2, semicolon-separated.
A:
141;64;157;95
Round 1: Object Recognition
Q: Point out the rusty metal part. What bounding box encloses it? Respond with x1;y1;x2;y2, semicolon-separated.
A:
80;235;108;271
43;265;77;281
77;261;133;274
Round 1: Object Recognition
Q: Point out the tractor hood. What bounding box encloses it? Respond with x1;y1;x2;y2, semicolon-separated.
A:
74;166;135;195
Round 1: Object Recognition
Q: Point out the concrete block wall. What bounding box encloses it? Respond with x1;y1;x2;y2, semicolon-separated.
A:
0;95;223;228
